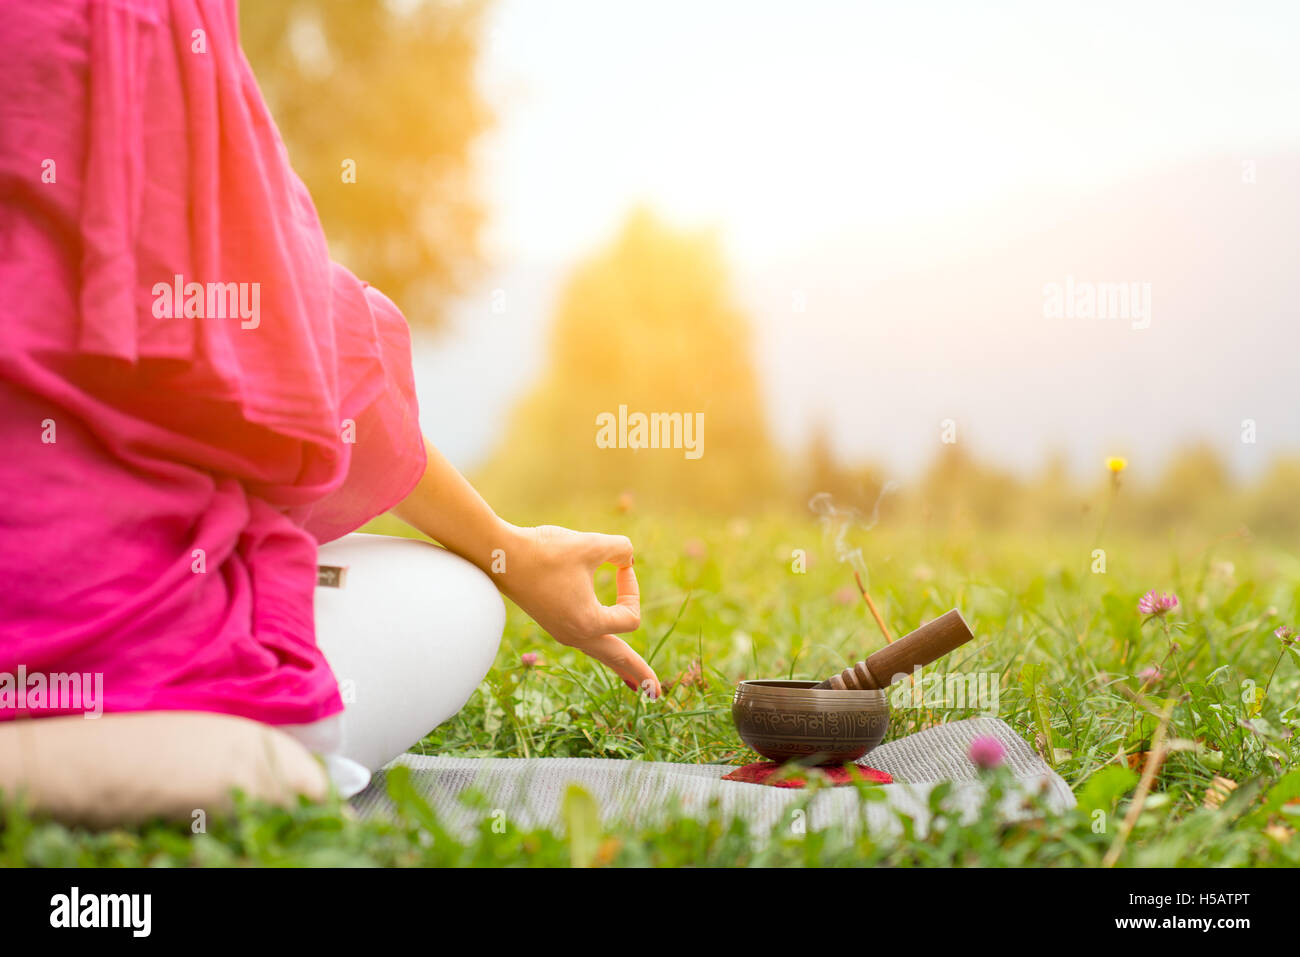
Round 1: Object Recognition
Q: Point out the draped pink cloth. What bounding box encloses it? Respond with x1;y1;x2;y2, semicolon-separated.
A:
0;0;427;725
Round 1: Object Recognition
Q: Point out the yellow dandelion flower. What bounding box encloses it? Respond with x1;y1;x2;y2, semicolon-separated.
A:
1106;457;1127;474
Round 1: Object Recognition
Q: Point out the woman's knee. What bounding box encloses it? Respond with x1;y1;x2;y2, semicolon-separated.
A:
418;544;506;710
315;532;504;667
312;533;505;768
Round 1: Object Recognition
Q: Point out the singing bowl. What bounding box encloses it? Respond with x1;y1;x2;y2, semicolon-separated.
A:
732;680;889;766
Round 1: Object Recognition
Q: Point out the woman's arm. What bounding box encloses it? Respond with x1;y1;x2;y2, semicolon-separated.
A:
391;437;660;697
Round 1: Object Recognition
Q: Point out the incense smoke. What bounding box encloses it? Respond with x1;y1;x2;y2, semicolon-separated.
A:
808;483;899;586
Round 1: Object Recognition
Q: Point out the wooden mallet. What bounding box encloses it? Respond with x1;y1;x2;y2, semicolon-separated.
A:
815;609;975;690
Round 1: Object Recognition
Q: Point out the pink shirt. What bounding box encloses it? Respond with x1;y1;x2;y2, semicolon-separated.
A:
0;0;426;725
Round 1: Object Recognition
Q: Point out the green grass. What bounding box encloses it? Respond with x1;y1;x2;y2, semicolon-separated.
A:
4;509;1299;866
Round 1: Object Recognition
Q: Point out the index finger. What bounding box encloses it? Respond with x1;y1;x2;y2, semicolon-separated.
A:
574;633;660;699
587;533;634;567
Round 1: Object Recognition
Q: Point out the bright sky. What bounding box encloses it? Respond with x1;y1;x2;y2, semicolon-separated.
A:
477;0;1299;265
416;0;1300;478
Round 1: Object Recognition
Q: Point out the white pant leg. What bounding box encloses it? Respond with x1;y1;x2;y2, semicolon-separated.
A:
306;532;505;772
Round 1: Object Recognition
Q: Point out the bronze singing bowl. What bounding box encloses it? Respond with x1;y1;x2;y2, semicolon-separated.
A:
732;680;889;766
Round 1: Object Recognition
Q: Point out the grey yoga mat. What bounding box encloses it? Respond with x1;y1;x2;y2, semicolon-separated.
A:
350;716;1075;839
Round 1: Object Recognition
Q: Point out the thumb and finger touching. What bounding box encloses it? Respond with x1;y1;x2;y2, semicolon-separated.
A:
580;541;658;697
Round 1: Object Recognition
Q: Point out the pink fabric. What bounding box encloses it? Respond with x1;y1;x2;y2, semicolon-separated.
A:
0;0;427;725
720;762;893;788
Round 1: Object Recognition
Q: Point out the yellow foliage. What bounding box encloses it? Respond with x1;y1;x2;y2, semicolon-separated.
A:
478;209;779;513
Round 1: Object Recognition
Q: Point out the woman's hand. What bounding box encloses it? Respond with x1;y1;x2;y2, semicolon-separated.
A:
389;438;658;697
496;524;659;698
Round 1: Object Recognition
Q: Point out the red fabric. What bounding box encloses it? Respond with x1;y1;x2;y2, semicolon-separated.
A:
722;762;893;788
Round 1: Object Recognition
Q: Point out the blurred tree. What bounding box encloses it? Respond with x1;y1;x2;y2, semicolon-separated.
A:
1157;443;1232;498
478;209;779;512
1141;442;1234;528
919;443;1020;530
1245;456;1300;540
799;420;889;516
239;0;492;325
1026;450;1088;531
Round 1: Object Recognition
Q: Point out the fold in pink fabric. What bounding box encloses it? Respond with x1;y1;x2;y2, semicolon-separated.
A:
0;0;427;725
